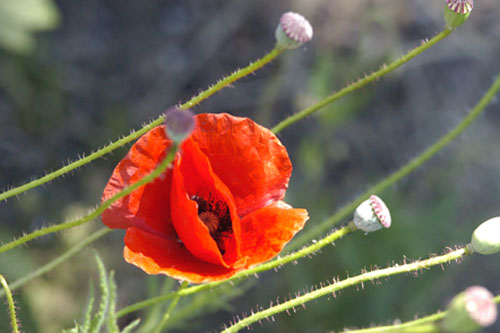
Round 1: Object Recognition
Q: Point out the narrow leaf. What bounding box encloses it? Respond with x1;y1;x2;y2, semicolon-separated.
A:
106;271;120;333
89;252;110;333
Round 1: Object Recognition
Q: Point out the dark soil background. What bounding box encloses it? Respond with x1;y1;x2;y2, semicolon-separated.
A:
1;0;500;332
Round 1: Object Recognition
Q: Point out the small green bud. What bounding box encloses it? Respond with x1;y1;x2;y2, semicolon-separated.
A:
444;0;473;30
470;216;500;255
164;107;195;143
442;286;497;332
275;12;313;50
353;195;391;233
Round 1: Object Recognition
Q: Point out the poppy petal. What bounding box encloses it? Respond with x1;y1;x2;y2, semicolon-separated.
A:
170;138;244;268
101;126;177;237
192;113;292;216
240;201;309;267
124;227;239;284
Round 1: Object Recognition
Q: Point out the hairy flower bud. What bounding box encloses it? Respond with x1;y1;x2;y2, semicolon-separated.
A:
470;216;500;255
444;0;473;30
164;107;195;143
275;12;313;50
442;286;497;332
353;195;391;232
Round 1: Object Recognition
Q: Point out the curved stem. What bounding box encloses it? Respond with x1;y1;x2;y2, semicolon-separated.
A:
116;224;355;318
271;29;452;133
287;72;500;252
221;247;468;333
0;48;283;203
0;275;20;333
0;145;178;254
0;228;110;297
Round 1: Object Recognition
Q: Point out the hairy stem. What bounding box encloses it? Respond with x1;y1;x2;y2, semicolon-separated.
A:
116;224;355;318
0;275;20;333
0;48;283;203
179;47;282;110
350;313;445;332
0;145;178;254
222;247;468;332
287;72;500;251
271;29;452;133
350;292;500;332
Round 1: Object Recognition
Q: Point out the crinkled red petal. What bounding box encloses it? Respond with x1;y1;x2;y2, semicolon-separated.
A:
170;137;244;268
192;113;292;216
240;200;309;267
124;227;239;284
101;126;176;237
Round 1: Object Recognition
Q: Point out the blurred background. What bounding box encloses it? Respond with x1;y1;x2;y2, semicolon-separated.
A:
1;0;500;332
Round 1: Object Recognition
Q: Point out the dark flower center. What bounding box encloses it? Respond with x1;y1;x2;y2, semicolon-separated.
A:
190;194;233;255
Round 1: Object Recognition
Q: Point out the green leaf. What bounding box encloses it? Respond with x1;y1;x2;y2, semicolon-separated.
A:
81;281;95;333
89;252;110;333
106;271;120;333
121;318;141;333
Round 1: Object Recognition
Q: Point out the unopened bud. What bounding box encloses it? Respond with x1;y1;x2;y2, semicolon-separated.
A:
442;286;497;332
470;216;500;255
164;107;195;143
353;195;391;233
275;12;313;50
444;0;473;30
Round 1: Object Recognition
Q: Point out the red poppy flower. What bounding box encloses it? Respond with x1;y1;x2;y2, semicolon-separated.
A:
101;113;308;283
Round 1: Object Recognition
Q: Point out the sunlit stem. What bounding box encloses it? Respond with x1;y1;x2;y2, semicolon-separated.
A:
179;47;283;110
116;224;355;318
350;314;444;332
0;145;178;254
221;247;469;333
0;48;283;203
0;275;20;333
271;29;452;133
349;295;500;332
287;72;500;252
152;281;189;333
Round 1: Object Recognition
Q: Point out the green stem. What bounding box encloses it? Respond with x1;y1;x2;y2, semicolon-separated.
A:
287;72;500;252
0;228;110;297
0;275;20;333
221;247;468;333
0;145;178;254
152;281;189;333
271;29;452;134
179;47;282;110
350;313;445;333
0;48;283;203
350;290;500;333
116;224;355;318
0;120;162;202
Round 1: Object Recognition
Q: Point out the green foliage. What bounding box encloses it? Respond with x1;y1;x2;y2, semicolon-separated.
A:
0;0;60;53
62;252;140;333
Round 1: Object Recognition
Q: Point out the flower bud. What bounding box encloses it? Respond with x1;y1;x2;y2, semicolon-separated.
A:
442;286;497;332
353;195;391;232
275;12;313;50
444;0;473;30
470;216;500;255
164;107;195;143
